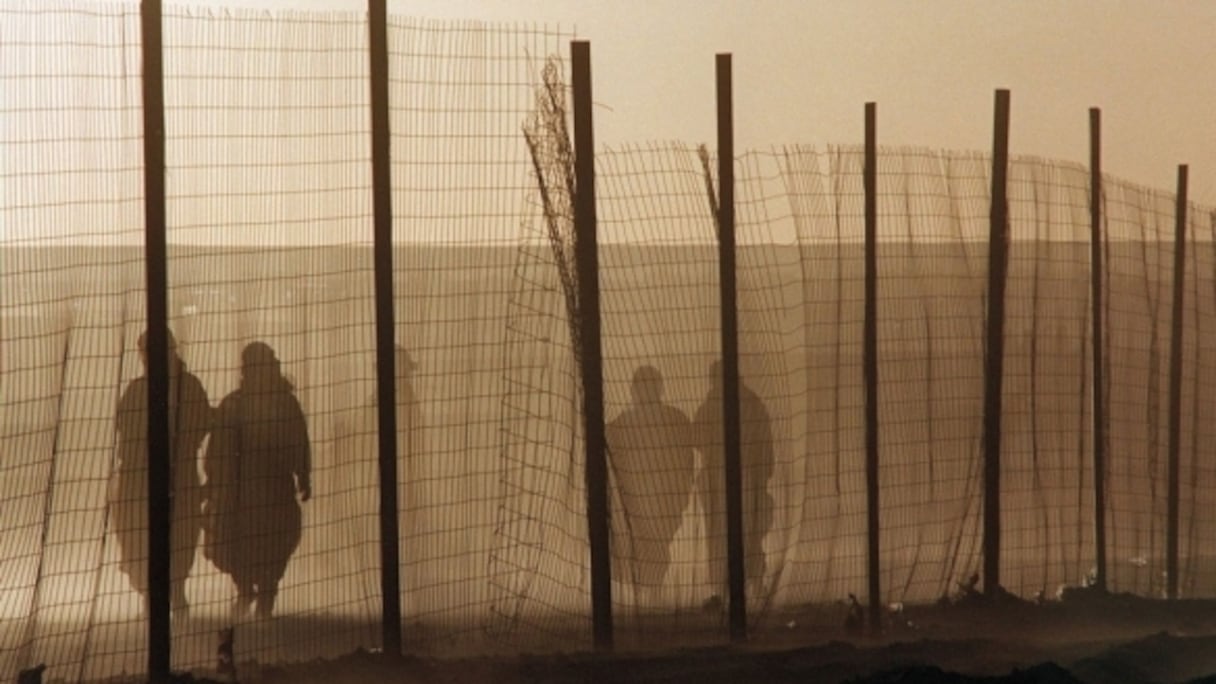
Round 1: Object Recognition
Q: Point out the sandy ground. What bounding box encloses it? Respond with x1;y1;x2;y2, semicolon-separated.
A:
72;589;1216;684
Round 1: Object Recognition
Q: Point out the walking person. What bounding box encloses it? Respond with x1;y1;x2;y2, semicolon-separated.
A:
111;328;213;618
606;365;696;605
203;341;311;619
693;361;775;609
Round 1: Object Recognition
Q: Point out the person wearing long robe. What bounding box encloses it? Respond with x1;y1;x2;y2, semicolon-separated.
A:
203;341;311;619
606;365;695;604
693;361;775;607
111;329;212;616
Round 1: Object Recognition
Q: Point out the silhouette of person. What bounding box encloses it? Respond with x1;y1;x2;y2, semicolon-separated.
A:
606;366;696;603
111;328;213;617
202;341;311;619
693;360;775;605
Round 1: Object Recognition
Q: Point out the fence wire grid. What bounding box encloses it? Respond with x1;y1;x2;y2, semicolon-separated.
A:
4;1;1216;681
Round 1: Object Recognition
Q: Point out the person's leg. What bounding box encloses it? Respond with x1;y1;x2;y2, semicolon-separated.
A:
170;522;200;615
231;574;255;619
114;504;150;604
701;492;727;609
254;569;281;618
743;486;772;599
120;533;151;618
253;556;291;618
170;577;189;617
254;581;277;618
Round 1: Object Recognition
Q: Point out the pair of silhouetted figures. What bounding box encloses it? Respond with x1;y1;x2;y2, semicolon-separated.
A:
108;331;770;615
109;331;311;619
606;362;774;606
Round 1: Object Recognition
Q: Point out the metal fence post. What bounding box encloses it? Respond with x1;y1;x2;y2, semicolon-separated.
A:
982;89;1011;596
715;53;747;643
368;0;403;655
1166;164;1189;600
1088;108;1108;592
863;102;882;633
139;0;172;679
571;40;613;651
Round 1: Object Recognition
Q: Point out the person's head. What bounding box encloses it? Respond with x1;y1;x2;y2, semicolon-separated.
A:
240;341;285;388
137;328;178;367
631;365;663;405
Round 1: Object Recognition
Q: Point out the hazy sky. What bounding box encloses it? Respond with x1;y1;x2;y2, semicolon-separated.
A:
176;0;1215;206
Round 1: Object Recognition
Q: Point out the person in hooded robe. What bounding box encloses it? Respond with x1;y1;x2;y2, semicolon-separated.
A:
606;365;696;604
692;360;775;608
111;328;213;617
203;341;311;619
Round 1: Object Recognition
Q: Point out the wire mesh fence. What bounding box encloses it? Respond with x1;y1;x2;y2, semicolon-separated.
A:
2;2;572;679
4;1;1216;681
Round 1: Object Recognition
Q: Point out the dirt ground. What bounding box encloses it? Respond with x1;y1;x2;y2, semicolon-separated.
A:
104;589;1216;683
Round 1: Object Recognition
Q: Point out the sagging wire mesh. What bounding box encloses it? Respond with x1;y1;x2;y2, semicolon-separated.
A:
1178;209;1216;597
1100;180;1216;599
486;54;590;650
1;3;147;682
597;143;725;647
384;18;574;655
1;2;570;680
773;147;995;627
7;2;1216;681
153;6;377;676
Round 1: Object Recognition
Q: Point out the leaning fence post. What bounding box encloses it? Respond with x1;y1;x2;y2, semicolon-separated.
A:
139;0;172;679
715;52;747;643
571;40;613;651
982;89;1011;596
863;102;882;634
1166;164;1189;600
1088;108;1108;593
368;0;403;655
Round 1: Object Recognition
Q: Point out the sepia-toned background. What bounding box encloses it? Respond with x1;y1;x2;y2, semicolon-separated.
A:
2;2;1215;681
